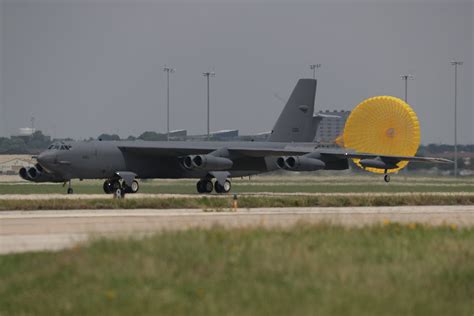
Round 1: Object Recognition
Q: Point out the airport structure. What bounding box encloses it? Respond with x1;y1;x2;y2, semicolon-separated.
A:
0;155;34;175
315;110;351;143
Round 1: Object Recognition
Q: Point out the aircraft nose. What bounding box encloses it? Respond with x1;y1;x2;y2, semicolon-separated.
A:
37;151;56;167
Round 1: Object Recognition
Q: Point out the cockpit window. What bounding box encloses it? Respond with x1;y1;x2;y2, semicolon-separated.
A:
48;142;71;151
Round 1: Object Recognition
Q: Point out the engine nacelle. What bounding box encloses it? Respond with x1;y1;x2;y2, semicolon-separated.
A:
27;166;40;179
277;156;326;171
359;158;397;170
19;165;64;183
183;155;233;171
19;167;30;181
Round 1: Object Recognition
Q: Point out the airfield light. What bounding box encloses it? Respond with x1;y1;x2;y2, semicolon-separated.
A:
309;64;321;79
450;60;463;177
163;66;175;141
203;71;216;140
232;194;238;210
400;74;414;103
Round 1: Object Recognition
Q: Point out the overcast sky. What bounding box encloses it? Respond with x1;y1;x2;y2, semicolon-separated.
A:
0;0;472;144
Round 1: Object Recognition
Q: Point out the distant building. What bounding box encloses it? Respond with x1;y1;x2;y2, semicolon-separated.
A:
18;127;35;136
168;129;187;140
0;155;34;175
315;110;351;143
186;129;239;141
211;129;239;140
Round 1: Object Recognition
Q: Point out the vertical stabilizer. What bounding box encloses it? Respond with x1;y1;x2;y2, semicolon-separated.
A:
268;79;317;142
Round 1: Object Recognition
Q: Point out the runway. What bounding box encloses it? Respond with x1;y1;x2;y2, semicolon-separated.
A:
1;205;473;254
0;191;472;200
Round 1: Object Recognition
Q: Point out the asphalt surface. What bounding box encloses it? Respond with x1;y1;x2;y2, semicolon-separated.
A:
0;192;473;200
1;205;473;254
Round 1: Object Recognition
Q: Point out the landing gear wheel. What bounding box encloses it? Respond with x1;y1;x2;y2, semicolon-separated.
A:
111;180;121;191
384;174;391;183
103;180;113;194
223;180;231;193
197;180;213;194
123;180;139;194
130;180;139;193
215;183;223;193
215;180;231;194
196;180;205;193
203;180;213;193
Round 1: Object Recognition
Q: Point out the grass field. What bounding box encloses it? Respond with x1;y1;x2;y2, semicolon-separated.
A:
0;175;473;195
1;224;473;315
0;194;473;211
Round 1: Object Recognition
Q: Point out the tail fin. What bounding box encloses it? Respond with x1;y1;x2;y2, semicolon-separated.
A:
268;79;317;142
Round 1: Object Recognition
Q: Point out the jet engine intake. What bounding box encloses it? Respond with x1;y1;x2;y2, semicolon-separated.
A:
277;156;326;171
27;166;40;179
19;165;64;183
183;155;233;171
19;167;30;180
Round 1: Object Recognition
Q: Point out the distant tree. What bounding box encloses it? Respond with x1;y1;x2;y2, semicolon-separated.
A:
127;135;137;141
2;137;28;154
97;133;121;141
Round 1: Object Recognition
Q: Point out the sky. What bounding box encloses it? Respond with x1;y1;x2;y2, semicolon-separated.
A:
0;0;472;144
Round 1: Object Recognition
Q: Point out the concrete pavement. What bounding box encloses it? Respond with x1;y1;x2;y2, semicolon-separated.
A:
1;205;474;254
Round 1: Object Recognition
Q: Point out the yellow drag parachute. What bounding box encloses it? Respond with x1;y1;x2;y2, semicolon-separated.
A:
339;96;420;174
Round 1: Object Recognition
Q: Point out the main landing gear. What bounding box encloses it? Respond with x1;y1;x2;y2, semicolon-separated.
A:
103;179;139;198
196;179;231;194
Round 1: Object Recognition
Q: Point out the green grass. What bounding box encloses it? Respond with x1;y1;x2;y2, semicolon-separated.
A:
0;175;473;195
0;194;473;211
1;224;473;315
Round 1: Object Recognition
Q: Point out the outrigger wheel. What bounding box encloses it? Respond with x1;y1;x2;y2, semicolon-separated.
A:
340;96;421;175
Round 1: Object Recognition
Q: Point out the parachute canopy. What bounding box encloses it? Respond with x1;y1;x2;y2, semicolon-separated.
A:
341;96;420;174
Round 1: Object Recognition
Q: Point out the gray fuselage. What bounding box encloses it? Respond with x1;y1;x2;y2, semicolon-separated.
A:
37;140;320;181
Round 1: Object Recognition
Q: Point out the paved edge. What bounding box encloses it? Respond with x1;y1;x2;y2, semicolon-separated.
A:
1;205;473;254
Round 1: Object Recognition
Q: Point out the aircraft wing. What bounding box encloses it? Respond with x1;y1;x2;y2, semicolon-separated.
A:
319;150;452;163
118;143;451;163
118;144;312;158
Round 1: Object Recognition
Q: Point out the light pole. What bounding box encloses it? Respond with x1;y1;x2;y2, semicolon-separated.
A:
309;64;321;79
451;60;463;177
400;74;414;103
163;66;175;141
202;71;215;140
400;74;414;176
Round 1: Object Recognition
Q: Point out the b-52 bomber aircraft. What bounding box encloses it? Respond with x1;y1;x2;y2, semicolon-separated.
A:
20;79;450;197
